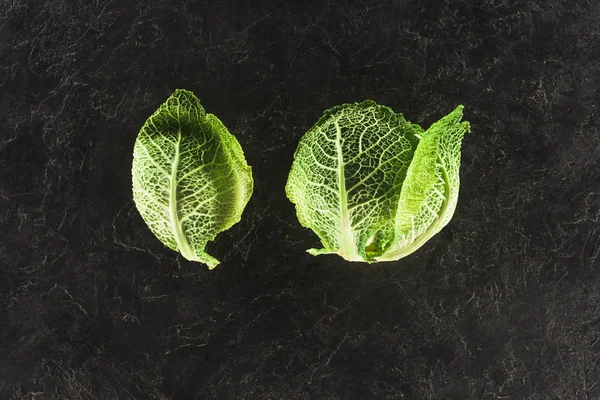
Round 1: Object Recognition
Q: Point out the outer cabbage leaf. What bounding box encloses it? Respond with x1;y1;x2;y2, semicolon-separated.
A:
286;100;420;262
286;101;470;263
374;105;470;261
132;89;253;269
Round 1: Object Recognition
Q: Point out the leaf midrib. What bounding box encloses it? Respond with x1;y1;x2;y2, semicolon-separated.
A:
169;123;195;260
334;118;360;261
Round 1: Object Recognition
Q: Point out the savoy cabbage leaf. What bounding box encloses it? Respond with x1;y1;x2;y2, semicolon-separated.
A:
285;100;470;263
132;89;253;269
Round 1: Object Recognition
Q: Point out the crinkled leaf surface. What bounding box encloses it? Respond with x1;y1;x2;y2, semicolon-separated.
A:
132;89;253;269
286;100;420;262
286;100;470;263
375;105;470;261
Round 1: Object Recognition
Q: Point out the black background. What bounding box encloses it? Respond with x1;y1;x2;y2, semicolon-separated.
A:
1;0;599;399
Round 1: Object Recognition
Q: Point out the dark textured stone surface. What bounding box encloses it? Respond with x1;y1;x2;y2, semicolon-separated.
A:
1;0;599;399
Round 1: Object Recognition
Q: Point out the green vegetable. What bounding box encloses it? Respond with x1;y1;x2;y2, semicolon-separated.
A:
132;89;253;269
285;100;470;263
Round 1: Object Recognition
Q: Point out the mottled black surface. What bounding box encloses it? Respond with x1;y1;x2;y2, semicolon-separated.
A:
1;0;599;399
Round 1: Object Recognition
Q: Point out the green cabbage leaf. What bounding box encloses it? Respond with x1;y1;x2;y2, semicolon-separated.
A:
285;100;470;263
132;89;253;269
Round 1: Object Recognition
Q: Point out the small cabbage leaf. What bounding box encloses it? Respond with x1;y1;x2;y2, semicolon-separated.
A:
285;100;470;263
132;89;253;269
